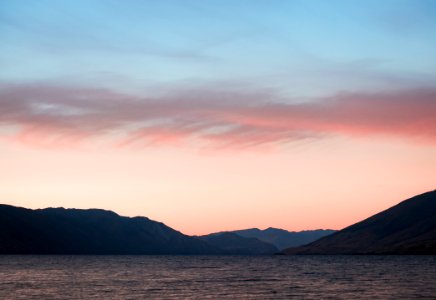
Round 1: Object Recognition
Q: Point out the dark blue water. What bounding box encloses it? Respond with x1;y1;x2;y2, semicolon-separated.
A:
0;255;435;299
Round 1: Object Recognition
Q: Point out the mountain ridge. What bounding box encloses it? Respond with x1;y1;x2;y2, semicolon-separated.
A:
0;204;219;254
2;189;435;255
229;227;336;250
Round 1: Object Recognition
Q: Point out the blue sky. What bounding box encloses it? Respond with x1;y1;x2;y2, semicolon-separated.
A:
2;0;436;98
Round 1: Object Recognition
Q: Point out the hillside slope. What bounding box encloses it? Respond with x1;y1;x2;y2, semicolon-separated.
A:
284;190;436;254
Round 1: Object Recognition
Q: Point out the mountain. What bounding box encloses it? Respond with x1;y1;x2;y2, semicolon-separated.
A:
231;228;336;250
284;190;436;255
199;232;279;254
0;204;220;254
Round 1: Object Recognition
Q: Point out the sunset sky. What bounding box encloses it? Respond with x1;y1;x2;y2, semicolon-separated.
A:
1;0;435;235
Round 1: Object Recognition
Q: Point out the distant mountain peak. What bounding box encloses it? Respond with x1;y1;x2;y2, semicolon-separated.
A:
199;232;279;255
225;227;336;250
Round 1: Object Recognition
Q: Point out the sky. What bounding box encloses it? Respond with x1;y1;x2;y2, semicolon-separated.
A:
1;0;435;235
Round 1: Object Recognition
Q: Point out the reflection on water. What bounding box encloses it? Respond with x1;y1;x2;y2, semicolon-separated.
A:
0;255;435;299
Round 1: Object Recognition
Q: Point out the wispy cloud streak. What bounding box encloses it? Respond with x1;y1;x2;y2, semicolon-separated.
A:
1;82;435;149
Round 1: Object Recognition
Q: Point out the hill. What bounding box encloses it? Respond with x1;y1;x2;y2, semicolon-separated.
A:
0;205;219;254
284;190;436;254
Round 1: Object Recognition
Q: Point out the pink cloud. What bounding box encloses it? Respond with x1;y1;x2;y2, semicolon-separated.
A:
0;82;435;149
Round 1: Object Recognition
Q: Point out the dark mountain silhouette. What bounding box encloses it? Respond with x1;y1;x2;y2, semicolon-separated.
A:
0;205;220;254
231;228;336;250
284;190;436;255
199;232;279;254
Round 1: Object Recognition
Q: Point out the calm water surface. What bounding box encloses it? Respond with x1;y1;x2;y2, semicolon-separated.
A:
0;255;435;299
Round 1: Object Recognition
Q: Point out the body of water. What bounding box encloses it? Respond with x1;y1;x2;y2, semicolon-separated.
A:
0;255;435;299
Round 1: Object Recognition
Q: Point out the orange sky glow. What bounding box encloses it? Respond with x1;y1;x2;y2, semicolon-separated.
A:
1;134;435;235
